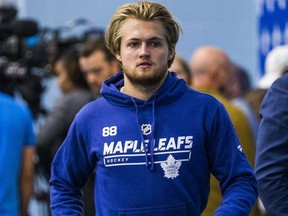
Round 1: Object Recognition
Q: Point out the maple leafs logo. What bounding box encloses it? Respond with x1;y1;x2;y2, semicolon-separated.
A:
160;154;181;179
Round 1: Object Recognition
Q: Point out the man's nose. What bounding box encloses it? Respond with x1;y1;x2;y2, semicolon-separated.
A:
139;44;150;58
87;73;98;83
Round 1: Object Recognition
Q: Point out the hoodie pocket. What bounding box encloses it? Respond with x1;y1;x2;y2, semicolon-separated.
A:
118;203;187;216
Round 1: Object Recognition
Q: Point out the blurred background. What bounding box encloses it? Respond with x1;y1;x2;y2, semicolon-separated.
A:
0;1;287;215
16;0;287;83
2;0;287;87
20;0;260;83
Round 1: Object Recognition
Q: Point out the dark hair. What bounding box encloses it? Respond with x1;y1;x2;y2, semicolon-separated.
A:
233;63;251;96
55;48;89;89
173;55;191;85
79;37;116;62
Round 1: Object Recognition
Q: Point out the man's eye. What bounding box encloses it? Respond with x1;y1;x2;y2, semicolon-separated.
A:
150;41;160;47
128;42;138;48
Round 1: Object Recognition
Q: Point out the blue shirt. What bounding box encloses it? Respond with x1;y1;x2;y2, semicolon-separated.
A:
0;92;35;216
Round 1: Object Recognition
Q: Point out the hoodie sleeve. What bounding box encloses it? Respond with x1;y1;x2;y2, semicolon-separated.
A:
50;118;95;216
255;75;288;216
207;103;258;216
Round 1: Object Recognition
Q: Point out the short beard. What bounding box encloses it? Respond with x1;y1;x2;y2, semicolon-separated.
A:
123;65;168;87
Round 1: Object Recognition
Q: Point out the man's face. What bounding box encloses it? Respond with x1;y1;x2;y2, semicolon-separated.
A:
79;50;117;94
116;18;173;87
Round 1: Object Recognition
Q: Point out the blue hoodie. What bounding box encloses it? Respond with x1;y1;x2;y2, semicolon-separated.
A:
50;72;257;216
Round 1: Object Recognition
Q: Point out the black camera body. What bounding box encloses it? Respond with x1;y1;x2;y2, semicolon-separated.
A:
0;5;50;118
0;5;41;80
0;6;104;118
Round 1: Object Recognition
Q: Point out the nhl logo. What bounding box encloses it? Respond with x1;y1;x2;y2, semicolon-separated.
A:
141;124;152;135
161;154;181;179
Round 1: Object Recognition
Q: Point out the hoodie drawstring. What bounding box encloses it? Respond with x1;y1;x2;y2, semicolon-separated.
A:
131;97;156;170
132;98;149;168
149;97;156;170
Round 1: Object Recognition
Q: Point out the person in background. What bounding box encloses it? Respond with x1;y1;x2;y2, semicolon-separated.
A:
78;37;121;215
223;62;259;141
245;88;267;123
255;73;288;215
169;54;191;85
50;2;257;215
0;79;36;215
247;44;288;123
37;48;92;179
79;37;120;97
190;45;259;216
258;44;288;89
36;48;93;214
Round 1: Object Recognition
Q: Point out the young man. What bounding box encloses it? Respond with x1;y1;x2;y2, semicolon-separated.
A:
50;2;257;215
79;37;120;97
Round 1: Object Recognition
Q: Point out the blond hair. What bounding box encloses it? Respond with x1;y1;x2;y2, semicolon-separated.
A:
105;1;181;67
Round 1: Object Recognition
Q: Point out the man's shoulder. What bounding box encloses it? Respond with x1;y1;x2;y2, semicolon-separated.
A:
75;96;107;117
270;73;288;91
186;87;222;106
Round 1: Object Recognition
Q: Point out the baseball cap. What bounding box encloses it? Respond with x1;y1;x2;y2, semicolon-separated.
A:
258;45;288;89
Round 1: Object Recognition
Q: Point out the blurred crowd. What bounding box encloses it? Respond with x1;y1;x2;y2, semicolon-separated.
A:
1;14;288;215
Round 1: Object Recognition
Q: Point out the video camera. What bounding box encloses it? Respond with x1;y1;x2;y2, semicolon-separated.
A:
0;5;39;80
0;5;46;118
0;5;104;118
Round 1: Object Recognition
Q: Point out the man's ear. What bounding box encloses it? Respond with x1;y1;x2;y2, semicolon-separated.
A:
112;59;122;71
116;54;121;62
168;48;175;60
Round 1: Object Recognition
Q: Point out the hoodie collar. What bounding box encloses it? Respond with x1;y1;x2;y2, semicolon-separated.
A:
100;71;188;106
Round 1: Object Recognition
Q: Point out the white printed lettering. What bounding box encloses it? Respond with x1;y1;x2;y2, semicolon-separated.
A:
166;137;177;150
185;136;193;149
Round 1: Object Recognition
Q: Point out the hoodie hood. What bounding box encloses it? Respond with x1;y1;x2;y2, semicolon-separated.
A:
100;71;188;106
